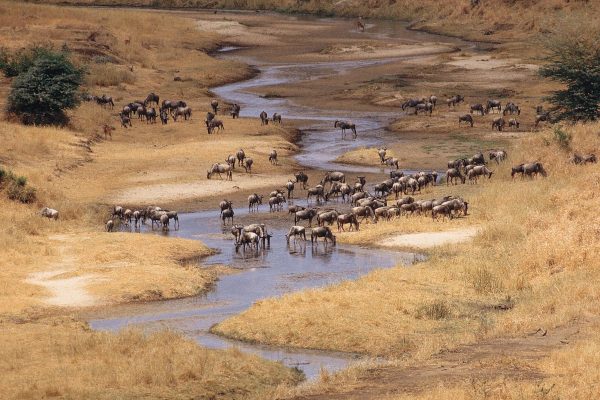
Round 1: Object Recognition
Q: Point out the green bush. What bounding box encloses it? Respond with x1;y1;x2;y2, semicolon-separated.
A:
553;126;572;149
7;49;84;125
539;17;600;122
0;45;56;78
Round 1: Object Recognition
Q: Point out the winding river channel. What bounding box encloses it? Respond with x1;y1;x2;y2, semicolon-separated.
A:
87;15;465;380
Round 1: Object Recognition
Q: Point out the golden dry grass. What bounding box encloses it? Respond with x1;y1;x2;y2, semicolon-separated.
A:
39;0;600;43
0;3;303;398
213;122;600;367
0;319;301;399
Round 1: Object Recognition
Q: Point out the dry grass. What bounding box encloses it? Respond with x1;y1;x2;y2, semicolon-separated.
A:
0;319;301;399
39;0;600;43
213;122;600;367
0;3;305;398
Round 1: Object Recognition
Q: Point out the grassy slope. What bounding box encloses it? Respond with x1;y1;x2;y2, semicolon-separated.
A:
38;0;597;42
0;2;300;398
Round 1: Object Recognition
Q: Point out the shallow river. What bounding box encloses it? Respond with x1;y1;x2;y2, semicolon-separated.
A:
88;14;463;380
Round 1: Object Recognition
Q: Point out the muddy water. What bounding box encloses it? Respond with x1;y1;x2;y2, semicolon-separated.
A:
87;15;464;381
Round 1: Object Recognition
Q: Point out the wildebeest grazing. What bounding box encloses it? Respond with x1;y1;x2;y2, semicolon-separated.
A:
508;118;520;129
272;113;282;124
458;114;474;127
207;119;224;134
503;102;521;116
96;95;114;109
447;95;464;107
570;153;597;165
486;99;502;114
243;158;254;173
41;207;59;220
489;150;508;163
492;117;506;131
470;103;485;115
173;106;192;122
144;92;159;106
207;163;233;180
311;226;336;245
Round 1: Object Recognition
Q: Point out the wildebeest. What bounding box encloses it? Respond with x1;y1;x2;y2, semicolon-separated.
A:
206;111;215;125
269;194;286;212
337;213;359;232
377;148;387;164
220;207;234;225
317;210;339;227
432;204;452;221
570;153;597;165
144;92;159;106
121;105;132;118
535;113;549;128
508;118;520;129
470;103;485;115
295;208;317;226
230;103;240;119
467;165;493;183
383;157;399;169
120;112;132;128
260;111;269;125
243;158;254;173
492;117;506;131
285;180;295;198
211;100;219;114
102;124;115;139
523;162;547;178
511;163;525;179
489;150;508;163
207;119;224;134
447;95;464;107
173;106;192;121
160;108;169;125
161;100;187;114
226;154;236;168
286;226;307;243
269;149;278;165
458;114;474;127
429;95;438;108
334;120;357;139
248;193;263;212
96;95;114;109
446;168;466;185
311;226;336;245
235;231;259;252
146;107;157;124
486;99;502;114
295;171;309;189
503;102;521;116
207;163;233;180
272;113;282;124
219;200;233;216
414;102;433;116
106;219;114;232
322;171;345;185
41;207;59;220
307;185;325;203
352;205;376;223
236;149;246;166
401;98;425;110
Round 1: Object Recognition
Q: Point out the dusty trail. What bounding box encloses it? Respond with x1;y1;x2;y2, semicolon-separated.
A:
294;324;583;399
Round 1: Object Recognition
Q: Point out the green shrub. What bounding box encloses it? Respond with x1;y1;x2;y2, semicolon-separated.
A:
7;49;84;125
553;126;572;149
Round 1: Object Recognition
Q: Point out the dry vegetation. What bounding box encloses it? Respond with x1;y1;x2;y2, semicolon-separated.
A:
0;2;302;398
214;122;600;397
39;0;600;43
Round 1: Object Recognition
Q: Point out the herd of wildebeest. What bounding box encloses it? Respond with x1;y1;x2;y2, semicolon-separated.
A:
38;91;596;253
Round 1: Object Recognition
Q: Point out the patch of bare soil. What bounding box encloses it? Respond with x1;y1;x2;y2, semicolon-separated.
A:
381;227;478;249
294;324;583;399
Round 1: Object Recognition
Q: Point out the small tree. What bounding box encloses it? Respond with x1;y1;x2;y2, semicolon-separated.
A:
7;50;83;125
539;19;600;122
